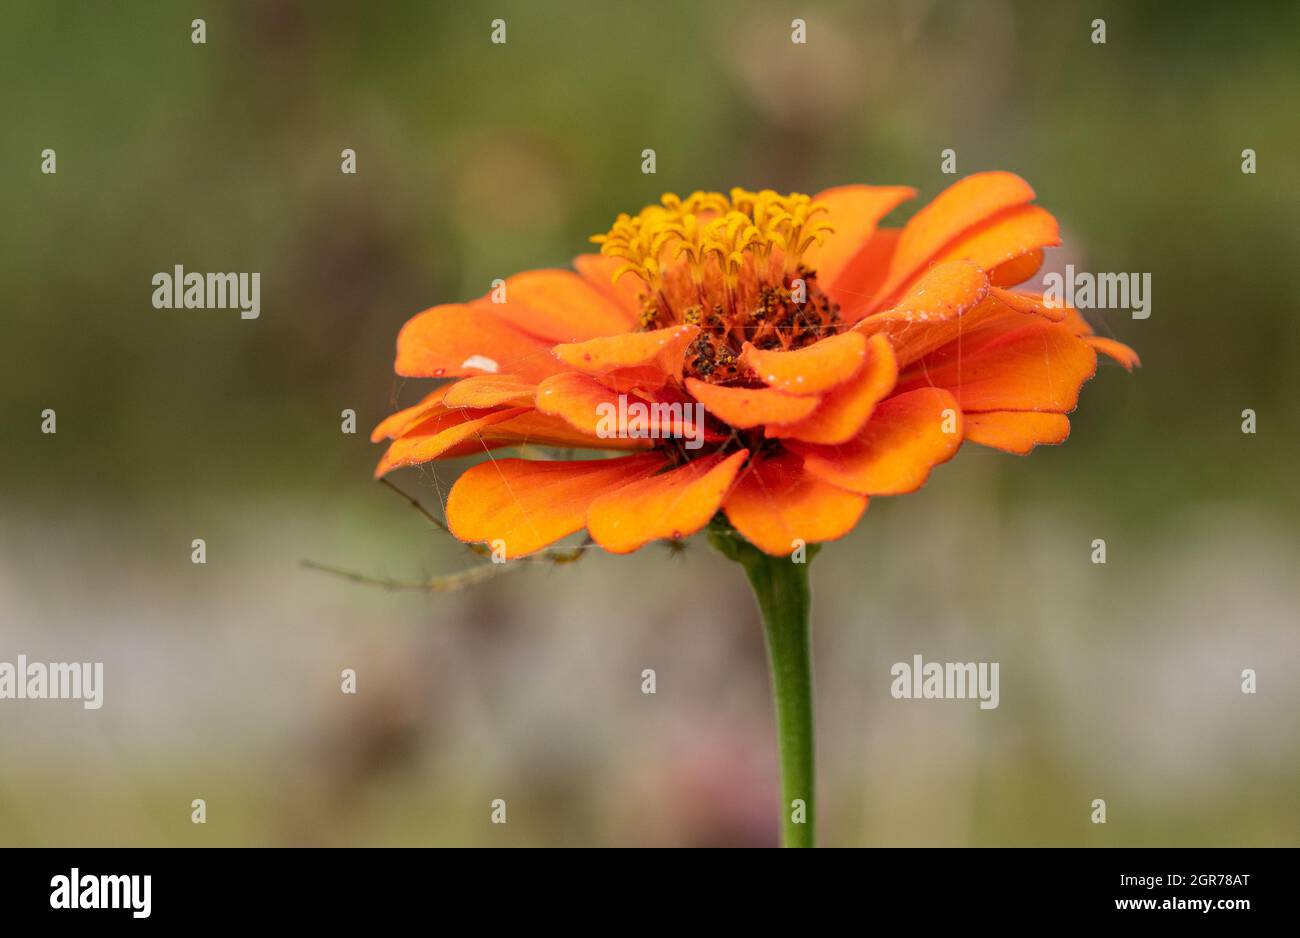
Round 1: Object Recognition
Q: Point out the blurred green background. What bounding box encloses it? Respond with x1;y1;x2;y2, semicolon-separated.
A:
1;0;1296;846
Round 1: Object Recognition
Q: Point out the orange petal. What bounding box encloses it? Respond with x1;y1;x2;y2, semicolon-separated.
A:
806;185;916;287
370;386;451;442
469;268;635;343
722;452;867;556
987;287;1067;323
853;258;991;349
446;454;666;558
535;372;622;434
455;409;652;455
442;374;537;409
988;249;1044;287
739;331;867;395
832;226;904;318
553;324;699;390
867;172;1037;311
926;204;1060;281
766;334;898;444
574;253;645;318
829;227;901;318
685;378;820;429
535;372;697;443
1001;291;1091;334
895;321;1098;413
1086;336;1141;371
395;304;563;382
374;408;526;477
1053;303;1094;336
790;387;963;495
586;450;749;554
963;411;1071;454
856;280;1039;370
887;259;990;319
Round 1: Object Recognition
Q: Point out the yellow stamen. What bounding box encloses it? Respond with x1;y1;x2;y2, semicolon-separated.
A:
590;189;834;292
590;189;842;382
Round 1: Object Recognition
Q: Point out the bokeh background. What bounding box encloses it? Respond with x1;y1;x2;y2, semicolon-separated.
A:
2;0;1297;846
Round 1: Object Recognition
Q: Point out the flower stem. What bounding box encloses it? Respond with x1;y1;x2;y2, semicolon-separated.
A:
709;521;817;848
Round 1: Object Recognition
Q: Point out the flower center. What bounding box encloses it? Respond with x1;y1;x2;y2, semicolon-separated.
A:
591;189;842;384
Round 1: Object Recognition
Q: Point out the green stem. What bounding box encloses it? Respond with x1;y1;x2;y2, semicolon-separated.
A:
709;520;817;848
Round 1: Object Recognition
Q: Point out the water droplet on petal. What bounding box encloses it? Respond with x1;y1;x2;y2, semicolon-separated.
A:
461;354;499;373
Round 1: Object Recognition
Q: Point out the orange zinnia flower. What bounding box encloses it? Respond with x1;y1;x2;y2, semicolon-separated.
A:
373;172;1137;559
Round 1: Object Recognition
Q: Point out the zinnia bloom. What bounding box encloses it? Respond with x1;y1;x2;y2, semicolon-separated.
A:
373;172;1137;559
